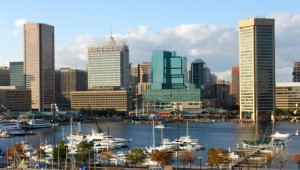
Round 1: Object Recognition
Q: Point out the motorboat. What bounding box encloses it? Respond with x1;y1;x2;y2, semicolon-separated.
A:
271;131;291;139
85;130;132;147
0;120;21;130
0;129;11;138
229;151;240;159
23;118;52;129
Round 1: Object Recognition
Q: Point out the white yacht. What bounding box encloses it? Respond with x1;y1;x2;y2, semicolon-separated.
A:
24;118;52;129
85;130;132;147
271;131;291;139
0;120;21;130
172;121;205;151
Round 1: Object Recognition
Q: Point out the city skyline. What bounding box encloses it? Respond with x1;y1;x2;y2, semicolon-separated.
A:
1;1;300;82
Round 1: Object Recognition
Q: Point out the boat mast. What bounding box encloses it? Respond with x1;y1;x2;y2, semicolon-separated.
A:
186;121;189;136
152;119;155;147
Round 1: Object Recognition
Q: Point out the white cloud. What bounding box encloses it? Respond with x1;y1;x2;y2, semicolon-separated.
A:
11;19;28;36
55;12;300;83
14;19;28;27
215;70;231;81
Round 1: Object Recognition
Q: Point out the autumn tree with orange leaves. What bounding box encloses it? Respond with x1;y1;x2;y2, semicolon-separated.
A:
150;150;172;167
293;153;300;169
6;143;25;163
180;151;195;170
207;148;228;170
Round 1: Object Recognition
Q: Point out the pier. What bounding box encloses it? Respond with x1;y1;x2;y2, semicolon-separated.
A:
231;147;266;167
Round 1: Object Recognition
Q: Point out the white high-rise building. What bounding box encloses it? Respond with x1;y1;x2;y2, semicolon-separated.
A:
238;18;275;121
88;36;129;90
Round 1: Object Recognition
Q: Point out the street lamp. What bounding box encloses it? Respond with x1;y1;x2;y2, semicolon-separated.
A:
198;156;202;170
172;102;182;170
51;103;58;146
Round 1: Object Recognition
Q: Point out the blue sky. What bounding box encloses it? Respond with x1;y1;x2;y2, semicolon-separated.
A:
1;1;300;82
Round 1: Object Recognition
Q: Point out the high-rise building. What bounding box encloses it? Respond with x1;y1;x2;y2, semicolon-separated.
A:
55;68;87;110
139;62;151;83
231;66;239;105
190;59;207;89
24;23;55;111
238;18;275;121
143;50;201;108
151;50;188;89
9;62;25;89
130;64;139;86
88;36;129;90
293;62;300;82
0;66;10;86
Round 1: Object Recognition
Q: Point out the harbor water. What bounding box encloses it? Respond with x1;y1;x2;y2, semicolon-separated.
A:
0;120;299;169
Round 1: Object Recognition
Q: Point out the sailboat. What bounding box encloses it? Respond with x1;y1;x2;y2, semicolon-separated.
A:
172;121;205;150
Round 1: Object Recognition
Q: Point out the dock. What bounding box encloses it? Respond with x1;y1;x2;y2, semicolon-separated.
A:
231;146;266;167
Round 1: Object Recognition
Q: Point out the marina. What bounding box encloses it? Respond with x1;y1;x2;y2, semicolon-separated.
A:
0;120;298;169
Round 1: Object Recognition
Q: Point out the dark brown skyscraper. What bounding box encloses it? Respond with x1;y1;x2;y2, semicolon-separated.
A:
24;23;55;111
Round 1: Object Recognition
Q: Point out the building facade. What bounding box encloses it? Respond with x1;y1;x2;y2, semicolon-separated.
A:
238;18;275;121
24;23;55;111
151;50;188;89
55;68;87;110
143;50;201;109
10;62;25;89
231;66;239;105
293;62;300;82
276;82;300;110
88;36;130;90
0;86;31;111
139;62;151;83
190;59;207;89
71;88;132;112
0;66;10;86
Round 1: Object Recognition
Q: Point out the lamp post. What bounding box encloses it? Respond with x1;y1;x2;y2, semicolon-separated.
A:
51;103;57;146
172;102;182;170
198;156;202;170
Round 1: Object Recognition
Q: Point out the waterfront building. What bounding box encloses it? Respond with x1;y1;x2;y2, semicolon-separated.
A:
238;18;275;121
0;66;10;86
0;86;31;111
293;62;300;82
88;36;130;90
276;82;300;110
71;87;132;112
55;68;87;110
24;23;55;111
9;62;25;89
143;50;201;110
231;66;239;105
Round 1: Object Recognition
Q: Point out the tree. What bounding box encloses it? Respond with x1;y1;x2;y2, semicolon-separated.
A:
180;151;195;170
100;150;114;167
262;153;273;169
36;147;46;162
53;140;68;167
207;148;228;170
150;150;172;167
76;141;93;164
6;143;25;163
275;150;287;170
293;153;300;169
127;148;147;167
